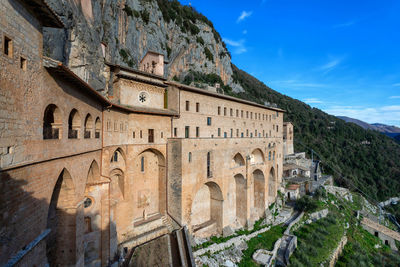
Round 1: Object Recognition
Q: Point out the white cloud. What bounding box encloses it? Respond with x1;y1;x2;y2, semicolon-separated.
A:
304;98;323;104
389;96;400;99
237;11;252;23
319;58;342;72
324;105;400;127
222;38;247;54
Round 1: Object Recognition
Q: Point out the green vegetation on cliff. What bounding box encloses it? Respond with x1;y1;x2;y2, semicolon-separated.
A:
231;64;400;202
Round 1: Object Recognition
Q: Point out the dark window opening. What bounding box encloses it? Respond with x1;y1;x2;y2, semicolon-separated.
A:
185;101;190;111
20;57;27;70
4;36;12;57
196;102;200;112
141;156;145;172
174;127;177;137
207;117;212;126
148;129;154;143
185;126;190;138
207;152;212;178
196;127;200;137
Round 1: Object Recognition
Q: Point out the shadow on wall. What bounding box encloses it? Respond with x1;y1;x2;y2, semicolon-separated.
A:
0;169;117;266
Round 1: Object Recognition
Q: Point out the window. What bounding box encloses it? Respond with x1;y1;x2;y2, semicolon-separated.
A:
236;129;239;137
43;104;62;140
84;217;92;233
68;109;81;139
224;107;227;116
174;127;177;137
250;112;253;119
230;108;233;116
246;111;249;118
111;151;118;162
84;114;93;139
141;156;145;172
230;128;233;137
218;128;221;137
241;132;244;138
148;129;154;143
95;117;101;138
269;151;271;161
3;36;12;57
133;131;136;138
218;106;221;115
20;57;27;70
161;132;163;138
107;120;111;131
196;127;200;137
250;133;253;138
241;110;244;118
114;122;118;132
246;129;249;137
277;125;279;132
196;102;200;112
236;109;239;117
185;101;190;111
140;130;143;138
276;111;279;117
185;126;190;138
207;117;212;126
188;152;192;163
207;152;212;178
255;130;257;136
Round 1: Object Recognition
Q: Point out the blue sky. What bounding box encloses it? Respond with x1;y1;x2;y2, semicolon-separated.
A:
180;0;400;126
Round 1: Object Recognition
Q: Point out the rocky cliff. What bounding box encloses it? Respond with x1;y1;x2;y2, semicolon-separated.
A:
44;0;243;92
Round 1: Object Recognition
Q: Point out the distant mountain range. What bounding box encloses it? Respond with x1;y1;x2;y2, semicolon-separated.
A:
338;116;400;140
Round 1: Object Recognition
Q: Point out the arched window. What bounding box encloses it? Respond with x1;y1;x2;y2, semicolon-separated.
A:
95;117;101;138
273;151;275;160
111;151;118;162
84;114;93;139
188;152;192;163
269;151;272;161
141;156;145;172
43;104;62;139
68;109;81;139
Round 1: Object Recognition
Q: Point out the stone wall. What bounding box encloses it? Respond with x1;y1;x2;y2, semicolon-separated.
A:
327;235;347;267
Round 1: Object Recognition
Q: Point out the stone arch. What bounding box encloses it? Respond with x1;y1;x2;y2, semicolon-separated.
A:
191;181;223;237
232;153;245;168
110;147;126;171
43;104;62;139
68;108;81;139
95;117;101;138
250;149;264;164
83;160;102;266
84;113;93;139
253;169;265;218
234;174;247;227
134;148;167;220
46;168;77;266
268;167;277;201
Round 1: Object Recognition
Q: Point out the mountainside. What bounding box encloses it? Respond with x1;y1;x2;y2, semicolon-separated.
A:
44;0;243;92
44;0;400;201
338;116;400;134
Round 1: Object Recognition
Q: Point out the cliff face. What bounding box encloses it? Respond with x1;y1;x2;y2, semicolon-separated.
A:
44;0;243;92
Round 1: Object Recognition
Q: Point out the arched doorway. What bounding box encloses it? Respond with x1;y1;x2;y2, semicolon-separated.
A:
234;174;247;227
46;169;77;266
191;182;223;237
253;169;265;218
268;167;276;202
134;149;166;220
83;161;102;266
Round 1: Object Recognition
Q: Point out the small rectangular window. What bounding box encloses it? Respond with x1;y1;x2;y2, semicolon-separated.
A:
241;110;244;118
230;129;233;137
224;132;227;138
196;102;200;112
148;129;154;143
174;127;177;137
185;101;190;111
250;112;253;119
161;132;164;138
224;107;227;116
4;36;12;57
196;127;200;137
207;117;212;126
246;129;249;136
20;57;27;70
236;109;239;117
185;126;190;138
237;129;239;137
246;111;249;118
218;106;221;115
218;128;221;137
133;131;136;138
230;108;233;116
140;130;143;138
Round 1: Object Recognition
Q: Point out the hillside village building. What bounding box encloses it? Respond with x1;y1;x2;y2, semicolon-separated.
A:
0;1;287;266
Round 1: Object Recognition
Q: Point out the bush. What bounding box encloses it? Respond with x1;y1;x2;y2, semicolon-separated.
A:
295;195;318;212
196;36;204;46
204;47;213;62
140;10;150;24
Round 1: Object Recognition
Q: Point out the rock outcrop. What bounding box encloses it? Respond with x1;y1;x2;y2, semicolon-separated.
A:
44;0;242;92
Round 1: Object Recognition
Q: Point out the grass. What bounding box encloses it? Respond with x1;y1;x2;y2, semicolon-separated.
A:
192;217;267;251
238;225;286;267
290;214;344;266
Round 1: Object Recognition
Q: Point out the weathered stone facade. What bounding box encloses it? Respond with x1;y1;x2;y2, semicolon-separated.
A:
0;1;287;266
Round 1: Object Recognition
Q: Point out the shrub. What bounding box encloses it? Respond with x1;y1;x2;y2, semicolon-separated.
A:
295;195;318;212
196;36;205;46
140;10;150;24
204;47;213;62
